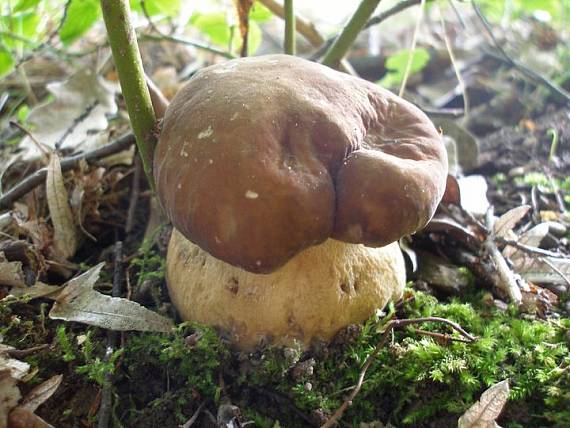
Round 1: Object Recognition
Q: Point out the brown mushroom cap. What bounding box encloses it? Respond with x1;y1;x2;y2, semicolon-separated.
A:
154;54;447;273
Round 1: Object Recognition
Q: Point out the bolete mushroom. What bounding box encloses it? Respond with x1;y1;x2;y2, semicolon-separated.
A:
154;54;447;349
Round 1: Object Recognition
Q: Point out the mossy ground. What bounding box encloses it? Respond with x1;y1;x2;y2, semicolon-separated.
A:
2;282;569;427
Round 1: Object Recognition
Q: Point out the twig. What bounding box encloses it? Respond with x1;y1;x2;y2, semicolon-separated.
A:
399;0;425;97
412;328;473;344
179;401;208;428
0;133;135;209
101;0;157;190
145;73;169;120
364;0;432;30
540;257;570;287
321;317;475;427
321;0;383;68
284;0;296;55
9;121;50;159
438;4;469;120
125;155;142;234
312;0;433;61
543;169;567;213
258;0;355;75
484;207;523;305
496;236;566;259
140;0;163;35
472;1;570;105
6;344;49;358
97;241;123;428
139;34;236;59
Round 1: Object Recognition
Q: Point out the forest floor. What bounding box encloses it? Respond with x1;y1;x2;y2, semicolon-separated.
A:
1;5;569;428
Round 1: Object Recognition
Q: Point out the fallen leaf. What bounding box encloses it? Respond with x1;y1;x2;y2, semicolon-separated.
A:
8;408;54;428
46;154;78;260
493;205;530;238
458;379;509;428
512;256;570;285
0;351;30;428
49;263;173;332
503;223;550;259
19;68;118;159
19;375;62;412
0;253;26;288
7;282;63;301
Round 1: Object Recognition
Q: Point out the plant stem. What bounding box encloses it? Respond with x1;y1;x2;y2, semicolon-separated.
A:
100;0;157;190
321;0;382;68
284;0;296;55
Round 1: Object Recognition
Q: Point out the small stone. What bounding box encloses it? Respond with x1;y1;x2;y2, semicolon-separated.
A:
304;382;313;391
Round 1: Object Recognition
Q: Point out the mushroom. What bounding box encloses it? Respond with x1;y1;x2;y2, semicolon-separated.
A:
154;54;447;349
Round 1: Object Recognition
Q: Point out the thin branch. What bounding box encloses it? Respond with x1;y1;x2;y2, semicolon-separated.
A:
438;4;469;120
284;0;296;55
398;0;425;97
321;317;475;427
484;208;523;305
140;33;236;59
321;0;383;68
496;236;566;259
472;1;570;105
312;0;434;61
101;0;157;190
97;241;123;428
0;133;135;210
540;257;570;287
258;0;355;75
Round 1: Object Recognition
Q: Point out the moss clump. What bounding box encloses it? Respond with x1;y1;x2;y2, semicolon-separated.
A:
116;322;230;427
237;291;570;426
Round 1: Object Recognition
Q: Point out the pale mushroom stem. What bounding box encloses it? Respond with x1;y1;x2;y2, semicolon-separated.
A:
166;229;406;350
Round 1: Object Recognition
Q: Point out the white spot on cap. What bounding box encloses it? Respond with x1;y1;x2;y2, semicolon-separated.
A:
245;190;259;199
256;260;261;266
198;125;213;139
214;236;221;244
209;159;214;164
230;112;239;121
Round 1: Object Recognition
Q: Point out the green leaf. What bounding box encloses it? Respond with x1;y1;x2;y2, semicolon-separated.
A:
13;0;41;13
131;0;181;17
191;12;232;48
0;12;40;48
190;12;263;55
378;47;430;89
59;0;101;45
0;43;14;78
250;3;273;22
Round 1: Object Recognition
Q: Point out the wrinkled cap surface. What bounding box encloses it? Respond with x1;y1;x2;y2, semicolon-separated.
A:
154;54;447;273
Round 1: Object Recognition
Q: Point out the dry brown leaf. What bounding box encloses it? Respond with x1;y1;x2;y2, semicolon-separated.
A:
7;283;63;301
46;154;78;260
8;408;54;428
19;375;62;412
458;380;509;428
0;352;30;428
494;205;530;238
0;253;26;288
49;263;173;332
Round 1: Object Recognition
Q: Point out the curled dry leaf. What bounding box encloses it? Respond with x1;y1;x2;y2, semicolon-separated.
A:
19;374;63;412
49;263;173;332
8;408;54;428
0;252;26;288
493;205;530;238
7;283;63;301
46;154;79;260
458;379;509;428
0;349;30;428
